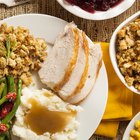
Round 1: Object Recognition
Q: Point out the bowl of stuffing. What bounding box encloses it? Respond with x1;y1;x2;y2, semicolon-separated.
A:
110;11;140;94
56;0;135;20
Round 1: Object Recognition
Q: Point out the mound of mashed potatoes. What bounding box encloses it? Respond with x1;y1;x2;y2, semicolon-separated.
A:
12;88;82;140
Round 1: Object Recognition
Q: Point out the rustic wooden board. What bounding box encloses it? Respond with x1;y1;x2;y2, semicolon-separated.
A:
0;0;139;139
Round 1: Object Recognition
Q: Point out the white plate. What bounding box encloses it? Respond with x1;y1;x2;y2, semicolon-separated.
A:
57;0;135;20
110;11;140;94
123;112;140;140
0;14;108;140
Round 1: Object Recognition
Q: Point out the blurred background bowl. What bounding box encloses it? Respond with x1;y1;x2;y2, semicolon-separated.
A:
56;0;135;20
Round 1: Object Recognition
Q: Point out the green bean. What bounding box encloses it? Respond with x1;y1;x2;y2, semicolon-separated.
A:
0;88;16;105
4;130;11;140
8;131;11;140
7;76;15;93
0;135;5;140
7;123;12;140
0;83;5;99
0;91;16;110
5;39;11;59
0;96;7;106
2;80;7;97
0;130;11;140
0;78;6;84
5;136;8;140
2;79;22;124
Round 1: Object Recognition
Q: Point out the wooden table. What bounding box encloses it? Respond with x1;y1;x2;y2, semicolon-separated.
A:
0;0;139;139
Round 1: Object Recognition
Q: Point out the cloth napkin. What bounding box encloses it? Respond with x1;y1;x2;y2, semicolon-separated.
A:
95;43;140;138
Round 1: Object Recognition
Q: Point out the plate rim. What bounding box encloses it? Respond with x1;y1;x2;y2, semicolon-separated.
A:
123;112;140;140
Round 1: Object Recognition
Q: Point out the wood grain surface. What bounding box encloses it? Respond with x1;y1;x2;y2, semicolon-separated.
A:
0;0;139;139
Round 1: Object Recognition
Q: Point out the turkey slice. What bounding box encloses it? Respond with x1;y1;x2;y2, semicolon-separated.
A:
68;43;102;104
39;23;80;90
58;32;89;100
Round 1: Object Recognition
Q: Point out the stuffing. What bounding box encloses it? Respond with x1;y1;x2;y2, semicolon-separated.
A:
116;18;140;91
0;23;47;86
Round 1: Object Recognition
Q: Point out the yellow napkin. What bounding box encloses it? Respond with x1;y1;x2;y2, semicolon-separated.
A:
101;43;133;120
95;43;133;138
95;121;119;138
133;94;140;116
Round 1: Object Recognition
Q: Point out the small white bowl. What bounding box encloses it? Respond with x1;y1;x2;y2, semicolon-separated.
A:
56;0;135;20
123;112;140;140
109;11;140;94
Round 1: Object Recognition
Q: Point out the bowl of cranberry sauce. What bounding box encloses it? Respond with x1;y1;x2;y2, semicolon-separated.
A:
65;0;124;13
57;0;135;20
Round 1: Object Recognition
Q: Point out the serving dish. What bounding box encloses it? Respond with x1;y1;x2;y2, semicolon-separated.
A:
56;0;135;20
109;11;140;94
123;112;140;140
0;14;108;140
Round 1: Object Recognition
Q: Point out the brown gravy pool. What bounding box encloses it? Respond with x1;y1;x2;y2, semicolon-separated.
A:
25;98;76;135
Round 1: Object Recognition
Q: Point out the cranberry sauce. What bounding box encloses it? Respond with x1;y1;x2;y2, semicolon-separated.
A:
66;0;124;13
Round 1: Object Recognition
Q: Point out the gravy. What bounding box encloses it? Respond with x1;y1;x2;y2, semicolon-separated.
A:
25;99;76;135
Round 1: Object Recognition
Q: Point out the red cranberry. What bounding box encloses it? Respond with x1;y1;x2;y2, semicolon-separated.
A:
81;2;95;13
6;92;17;102
100;0;110;11
0;124;8;133
0;102;14;120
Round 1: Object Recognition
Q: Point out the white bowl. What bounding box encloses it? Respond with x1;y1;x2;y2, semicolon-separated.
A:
109;11;140;94
123;112;140;140
56;0;135;20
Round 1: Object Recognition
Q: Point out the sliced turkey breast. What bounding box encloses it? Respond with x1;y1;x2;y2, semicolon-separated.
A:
39;23;80;90
58;32;89;100
68;43;102;104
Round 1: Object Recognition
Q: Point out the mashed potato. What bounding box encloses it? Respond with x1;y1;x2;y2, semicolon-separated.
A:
12;88;82;140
